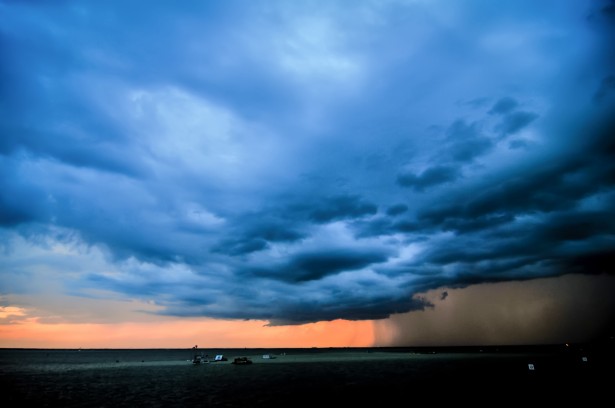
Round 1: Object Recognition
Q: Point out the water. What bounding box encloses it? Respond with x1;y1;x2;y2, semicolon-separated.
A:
0;345;611;407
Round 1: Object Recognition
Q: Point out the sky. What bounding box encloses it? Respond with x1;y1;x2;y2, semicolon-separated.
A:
1;0;614;349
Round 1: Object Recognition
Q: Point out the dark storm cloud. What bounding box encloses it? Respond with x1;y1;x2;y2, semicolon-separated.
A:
386;204;408;217
247;248;390;283
177;291;435;325
508;139;531;150
459;97;492;109
264;295;433;325
397;165;461;192
283;249;387;282
2;0;614;329
213;238;269;256
0;169;45;226
488;97;519;115
350;215;428;238
410;205;615;285
495;110;539;136
444;119;493;162
535;210;615;242
254;223;305;242
594;74;615;102
385;109;615;298
0;9;146;176
350;217;395;238
308;195;378;223
418;130;615;230
487;97;539;137
212;217;306;255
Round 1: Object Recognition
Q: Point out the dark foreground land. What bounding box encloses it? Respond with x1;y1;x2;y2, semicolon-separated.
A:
0;342;612;407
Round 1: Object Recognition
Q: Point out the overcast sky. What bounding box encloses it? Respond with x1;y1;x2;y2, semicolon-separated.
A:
1;0;614;346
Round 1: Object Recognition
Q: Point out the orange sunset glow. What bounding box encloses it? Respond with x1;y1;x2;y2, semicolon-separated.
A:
0;316;374;349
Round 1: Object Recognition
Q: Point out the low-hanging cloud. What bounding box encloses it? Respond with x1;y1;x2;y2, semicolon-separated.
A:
397;165;462;192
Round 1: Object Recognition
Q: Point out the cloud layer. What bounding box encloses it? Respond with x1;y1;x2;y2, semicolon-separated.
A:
1;0;614;326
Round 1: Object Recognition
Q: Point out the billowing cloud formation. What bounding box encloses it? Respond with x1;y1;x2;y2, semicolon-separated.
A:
1;0;614;328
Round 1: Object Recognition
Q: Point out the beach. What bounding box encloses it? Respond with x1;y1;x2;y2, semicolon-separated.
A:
0;345;610;407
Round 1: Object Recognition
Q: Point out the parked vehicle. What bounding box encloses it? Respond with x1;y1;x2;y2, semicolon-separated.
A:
231;357;253;365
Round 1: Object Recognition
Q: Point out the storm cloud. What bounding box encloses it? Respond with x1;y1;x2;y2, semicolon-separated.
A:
1;0;614;331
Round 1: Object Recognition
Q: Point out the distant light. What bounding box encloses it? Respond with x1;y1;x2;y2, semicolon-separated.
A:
565;343;570;347
581;356;588;362
528;363;535;370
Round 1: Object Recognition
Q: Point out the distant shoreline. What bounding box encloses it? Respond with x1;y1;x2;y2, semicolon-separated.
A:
0;342;608;351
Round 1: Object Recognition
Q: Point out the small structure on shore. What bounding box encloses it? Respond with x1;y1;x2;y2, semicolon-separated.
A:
191;345;207;364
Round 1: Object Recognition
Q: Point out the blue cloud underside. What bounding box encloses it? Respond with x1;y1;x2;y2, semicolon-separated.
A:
1;0;614;325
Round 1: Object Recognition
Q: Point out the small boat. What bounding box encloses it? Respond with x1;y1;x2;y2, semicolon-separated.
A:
212;354;227;362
